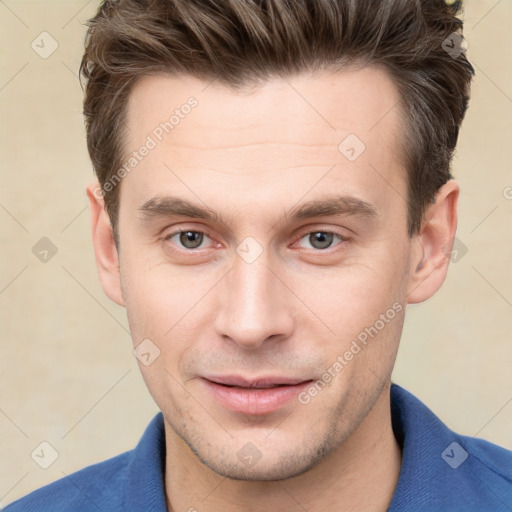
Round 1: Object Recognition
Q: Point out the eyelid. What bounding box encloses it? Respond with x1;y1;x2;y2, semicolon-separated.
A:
293;224;350;241
163;228;213;241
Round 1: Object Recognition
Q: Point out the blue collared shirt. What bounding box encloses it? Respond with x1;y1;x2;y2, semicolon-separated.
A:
5;384;512;511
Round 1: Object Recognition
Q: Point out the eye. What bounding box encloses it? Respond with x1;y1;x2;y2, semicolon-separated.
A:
297;231;345;250
165;230;211;250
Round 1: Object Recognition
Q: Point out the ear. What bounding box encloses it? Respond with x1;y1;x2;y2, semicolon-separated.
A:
407;179;459;304
86;182;125;307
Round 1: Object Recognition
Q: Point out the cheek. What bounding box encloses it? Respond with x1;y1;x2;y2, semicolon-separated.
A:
120;255;175;343
290;247;409;377
120;249;221;350
297;255;406;332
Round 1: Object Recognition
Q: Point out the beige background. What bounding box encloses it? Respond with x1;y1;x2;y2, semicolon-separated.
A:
0;0;511;506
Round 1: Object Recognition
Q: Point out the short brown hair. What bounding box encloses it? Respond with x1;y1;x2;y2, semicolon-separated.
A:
80;0;474;237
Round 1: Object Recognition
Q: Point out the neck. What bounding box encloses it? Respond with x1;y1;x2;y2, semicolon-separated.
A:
164;383;402;512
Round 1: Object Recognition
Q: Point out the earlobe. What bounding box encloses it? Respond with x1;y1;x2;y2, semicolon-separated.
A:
86;182;125;307
407;180;459;305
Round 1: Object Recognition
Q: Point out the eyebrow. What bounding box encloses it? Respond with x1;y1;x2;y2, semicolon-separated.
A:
138;194;377;225
286;195;377;222
139;196;220;222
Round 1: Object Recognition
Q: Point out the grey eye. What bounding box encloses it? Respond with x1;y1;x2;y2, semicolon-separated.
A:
309;232;334;249
299;231;343;250
178;231;204;249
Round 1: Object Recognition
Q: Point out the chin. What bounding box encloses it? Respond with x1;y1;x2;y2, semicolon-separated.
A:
202;456;319;482
188;433;338;482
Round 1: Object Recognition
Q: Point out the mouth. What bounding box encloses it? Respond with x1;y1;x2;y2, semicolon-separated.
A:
200;375;314;415
220;383;290;389
204;374;311;388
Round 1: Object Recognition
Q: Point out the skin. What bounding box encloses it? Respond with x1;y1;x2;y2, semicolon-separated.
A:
87;67;458;512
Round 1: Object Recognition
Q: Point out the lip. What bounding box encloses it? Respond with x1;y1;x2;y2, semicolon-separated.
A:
200;375;313;415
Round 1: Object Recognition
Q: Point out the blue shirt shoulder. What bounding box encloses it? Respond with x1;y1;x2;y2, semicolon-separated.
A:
389;384;512;511
3;414;167;512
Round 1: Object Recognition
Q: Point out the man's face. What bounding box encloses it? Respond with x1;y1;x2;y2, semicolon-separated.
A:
116;68;415;480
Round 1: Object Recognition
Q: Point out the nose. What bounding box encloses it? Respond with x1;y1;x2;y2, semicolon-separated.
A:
214;248;295;350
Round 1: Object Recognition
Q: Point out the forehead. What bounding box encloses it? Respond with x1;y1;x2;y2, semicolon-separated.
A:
120;68;405;226
126;66;401;152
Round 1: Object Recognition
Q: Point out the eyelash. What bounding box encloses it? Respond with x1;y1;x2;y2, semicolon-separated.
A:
163;228;348;253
